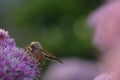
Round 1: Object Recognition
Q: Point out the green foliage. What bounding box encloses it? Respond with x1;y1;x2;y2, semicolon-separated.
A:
0;0;103;60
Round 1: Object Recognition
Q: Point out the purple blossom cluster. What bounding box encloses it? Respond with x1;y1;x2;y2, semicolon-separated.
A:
0;29;40;80
43;58;99;80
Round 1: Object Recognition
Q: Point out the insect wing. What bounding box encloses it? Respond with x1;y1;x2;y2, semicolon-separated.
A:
40;49;63;63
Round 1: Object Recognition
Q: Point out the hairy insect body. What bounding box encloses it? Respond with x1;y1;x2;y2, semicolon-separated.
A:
25;41;63;64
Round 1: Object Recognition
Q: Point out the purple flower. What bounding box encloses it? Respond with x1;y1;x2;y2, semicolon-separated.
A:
0;29;15;47
0;29;41;80
43;58;99;80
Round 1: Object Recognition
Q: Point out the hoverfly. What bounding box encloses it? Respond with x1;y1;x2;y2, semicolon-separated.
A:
25;41;63;64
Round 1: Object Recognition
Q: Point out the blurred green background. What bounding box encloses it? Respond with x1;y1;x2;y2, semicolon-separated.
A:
0;0;103;79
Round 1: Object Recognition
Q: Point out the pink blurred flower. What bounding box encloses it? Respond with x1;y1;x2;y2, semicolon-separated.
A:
43;58;99;80
94;70;120;80
87;1;120;52
95;46;120;80
87;1;120;80
94;72;116;80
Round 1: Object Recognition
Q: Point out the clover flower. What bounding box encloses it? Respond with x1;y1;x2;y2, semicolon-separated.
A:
0;29;41;80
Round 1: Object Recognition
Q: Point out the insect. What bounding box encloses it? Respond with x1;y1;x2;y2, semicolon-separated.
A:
25;41;63;64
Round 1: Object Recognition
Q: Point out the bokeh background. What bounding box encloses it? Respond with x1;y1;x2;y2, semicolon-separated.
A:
0;0;103;79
